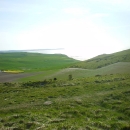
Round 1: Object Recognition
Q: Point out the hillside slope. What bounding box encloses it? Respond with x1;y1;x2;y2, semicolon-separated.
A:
46;62;130;79
71;49;130;69
0;52;78;72
18;62;130;82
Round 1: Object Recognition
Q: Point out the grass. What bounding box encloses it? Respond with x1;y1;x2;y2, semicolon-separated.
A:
0;49;130;129
17;69;59;82
18;62;130;82
0;52;78;72
0;74;130;129
71;49;130;69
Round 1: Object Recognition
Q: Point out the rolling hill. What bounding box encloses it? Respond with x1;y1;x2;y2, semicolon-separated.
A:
1;49;130;82
0;50;130;129
18;62;130;82
71;49;130;69
0;52;78;72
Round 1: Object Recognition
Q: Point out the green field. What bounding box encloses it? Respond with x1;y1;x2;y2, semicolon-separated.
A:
0;52;78;72
0;49;130;129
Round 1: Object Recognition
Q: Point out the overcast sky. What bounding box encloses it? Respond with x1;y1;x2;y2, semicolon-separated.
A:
0;0;130;60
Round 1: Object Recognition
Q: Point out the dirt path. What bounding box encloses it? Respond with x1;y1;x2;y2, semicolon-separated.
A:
0;72;40;82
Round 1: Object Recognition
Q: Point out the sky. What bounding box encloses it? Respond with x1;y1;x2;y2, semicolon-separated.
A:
0;0;130;60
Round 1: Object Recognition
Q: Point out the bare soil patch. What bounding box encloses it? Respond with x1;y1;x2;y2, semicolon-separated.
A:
0;72;38;82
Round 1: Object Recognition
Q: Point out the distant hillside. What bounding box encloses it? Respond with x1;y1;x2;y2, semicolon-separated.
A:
18;62;130;82
0;52;78;71
71;49;130;69
46;62;130;79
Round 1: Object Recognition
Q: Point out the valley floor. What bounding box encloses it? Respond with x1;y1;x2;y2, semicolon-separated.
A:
0;72;41;83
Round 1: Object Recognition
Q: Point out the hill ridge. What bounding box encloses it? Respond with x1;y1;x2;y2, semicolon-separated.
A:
71;49;130;69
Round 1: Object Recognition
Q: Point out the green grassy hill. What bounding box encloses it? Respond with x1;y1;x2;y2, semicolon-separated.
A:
18;62;130;82
0;50;130;129
49;62;130;80
71;49;130;69
0;52;78;72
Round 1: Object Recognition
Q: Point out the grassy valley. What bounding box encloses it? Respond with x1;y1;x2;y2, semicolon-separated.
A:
0;49;130;129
